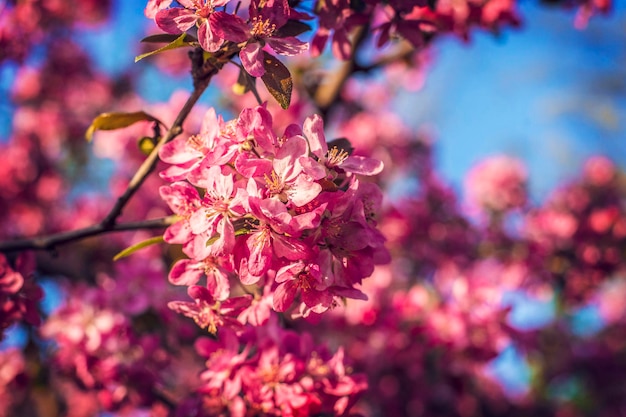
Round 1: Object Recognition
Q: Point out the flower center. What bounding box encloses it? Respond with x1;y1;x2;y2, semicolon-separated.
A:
209;196;230;214
265;170;285;195
326;146;349;167
195;1;214;19
195;302;219;334
250;17;276;38
187;134;205;152
297;269;314;291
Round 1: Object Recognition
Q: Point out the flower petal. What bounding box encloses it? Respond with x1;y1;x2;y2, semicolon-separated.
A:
240;43;265;77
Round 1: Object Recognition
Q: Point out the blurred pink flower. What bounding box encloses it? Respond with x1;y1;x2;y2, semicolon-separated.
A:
465;155;527;213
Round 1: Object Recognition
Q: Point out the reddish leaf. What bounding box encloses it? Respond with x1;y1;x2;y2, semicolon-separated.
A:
260;52;293;109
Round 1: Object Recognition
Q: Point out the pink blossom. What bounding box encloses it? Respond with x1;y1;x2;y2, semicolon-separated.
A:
302;114;384;178
154;0;247;52
584;155;615;186
159;181;202;246
273;261;334;314
310;0;369;60
239;0;309;77
168;285;251;333
159;107;238;182
264;135;322;207
238;286;273;326
1;252;41;335
464;155;527;213
169;256;232;301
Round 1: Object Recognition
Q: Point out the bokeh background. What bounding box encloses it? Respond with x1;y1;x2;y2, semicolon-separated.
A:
1;0;625;406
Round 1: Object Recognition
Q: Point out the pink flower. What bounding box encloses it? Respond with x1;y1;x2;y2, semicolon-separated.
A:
584;155;615;186
188;165;247;257
168;285;251;333
196;327;250;398
168;256;233;301
159;108;238;183
464;155;527;213
159;181;202;246
154;0;247;52
237;197;314;281
316;180;390;287
264;135;322;207
375;3;436;49
310;0;369;60
239;0;309;77
273;261;334;314
238;286;273;326
302;114;384;178
1;252;42;334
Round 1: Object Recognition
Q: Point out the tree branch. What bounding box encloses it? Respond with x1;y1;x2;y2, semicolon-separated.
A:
0;217;177;253
102;49;218;228
0;49;220;254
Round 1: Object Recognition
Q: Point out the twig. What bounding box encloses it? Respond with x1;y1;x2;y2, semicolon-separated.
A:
0;217;177;253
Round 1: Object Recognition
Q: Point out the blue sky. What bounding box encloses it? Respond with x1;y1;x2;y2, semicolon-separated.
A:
394;2;626;200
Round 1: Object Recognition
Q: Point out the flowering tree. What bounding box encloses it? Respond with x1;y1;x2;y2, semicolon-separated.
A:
0;0;621;416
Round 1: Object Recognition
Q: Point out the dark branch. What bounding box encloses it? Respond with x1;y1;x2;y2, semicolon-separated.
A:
0;217;177;253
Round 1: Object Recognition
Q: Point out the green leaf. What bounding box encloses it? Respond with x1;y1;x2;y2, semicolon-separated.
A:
260;52;293;110
135;33;194;63
113;236;164;261
85;111;163;142
141;33;197;43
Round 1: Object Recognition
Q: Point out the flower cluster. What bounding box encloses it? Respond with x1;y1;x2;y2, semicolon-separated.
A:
176;320;366;417
312;0;521;60
0;0;111;63
147;0;310;77
145;0;612;66
160;106;388;328
0;1;621;416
